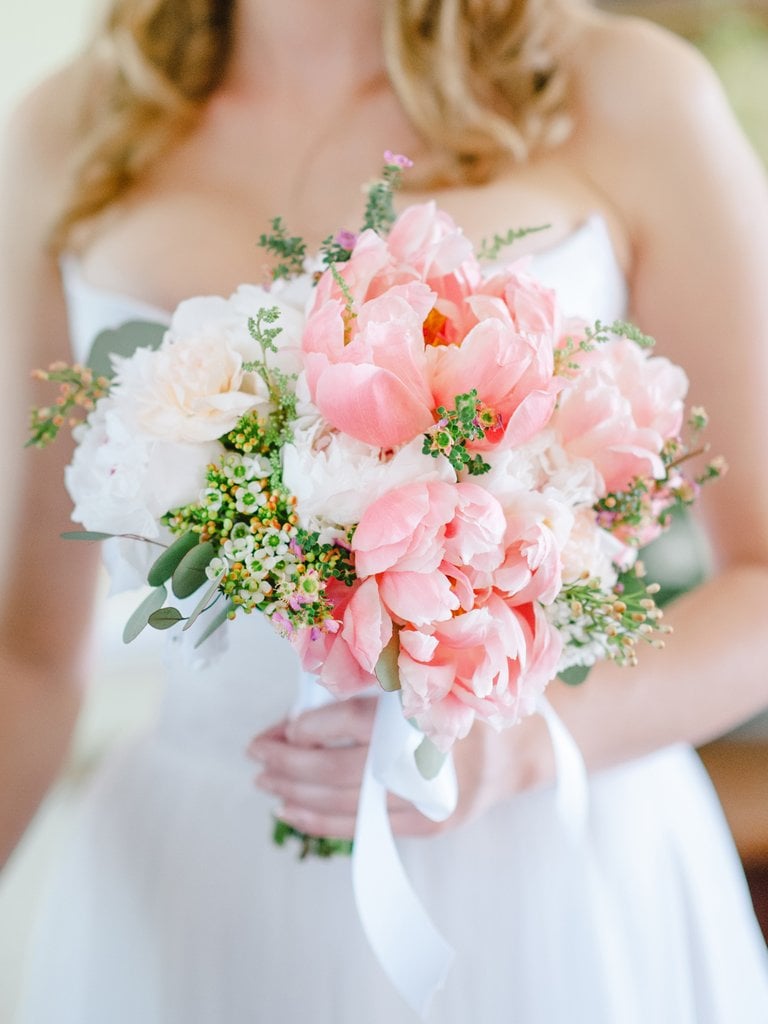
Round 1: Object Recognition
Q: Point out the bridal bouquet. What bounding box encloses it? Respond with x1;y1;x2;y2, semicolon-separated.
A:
31;155;722;772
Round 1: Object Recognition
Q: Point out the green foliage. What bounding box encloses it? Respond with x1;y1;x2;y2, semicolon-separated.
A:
319;233;355;268
330;264;358;341
361;160;405;234
258;217;307;280
27;365;111;449
171;540;216;598
147;530;200;587
87;321;166;380
375;630;402;692
478;223;551;262
553;566;668;669
414;735;447;780
194;601;237;649
182;569;228;632
583;319;655;351
272;818;353;859
123;585;169;644
295;528;356;587
422;390;493;475
147;607;185;630
61;530;116;542
557;664;591;686
556;318;656;376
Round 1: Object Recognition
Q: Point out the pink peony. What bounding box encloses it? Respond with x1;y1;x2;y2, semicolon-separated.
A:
302;205;560;453
326;479;566;749
302;286;436;447
398;596;562;751
552;339;688;495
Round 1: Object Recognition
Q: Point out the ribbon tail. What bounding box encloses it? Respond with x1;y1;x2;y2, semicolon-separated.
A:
352;693;455;1018
536;694;589;840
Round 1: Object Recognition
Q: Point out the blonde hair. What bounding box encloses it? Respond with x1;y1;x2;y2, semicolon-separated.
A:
55;0;574;246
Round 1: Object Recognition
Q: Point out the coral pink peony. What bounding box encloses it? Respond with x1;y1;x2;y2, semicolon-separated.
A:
397;596;562;751
326;478;567;750
302;205;560;453
552;339;688;495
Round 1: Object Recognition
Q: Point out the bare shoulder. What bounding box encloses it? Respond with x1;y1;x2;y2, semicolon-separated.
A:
561;8;768;240
0;64;89;368
1;63;87;234
566;8;726;135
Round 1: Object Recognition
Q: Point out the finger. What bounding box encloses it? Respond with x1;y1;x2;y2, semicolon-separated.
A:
285;695;377;747
279;804;357;841
255;774;362;816
248;738;368;785
279;804;449;842
246;722;288;757
386;792;414;815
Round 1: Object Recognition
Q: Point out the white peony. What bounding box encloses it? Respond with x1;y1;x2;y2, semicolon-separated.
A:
111;284;308;445
65;398;220;539
282;416;456;531
560;506;633;589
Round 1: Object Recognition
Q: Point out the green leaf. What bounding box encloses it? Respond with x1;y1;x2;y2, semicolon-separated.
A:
414;735;447;780
87;321;166;380
193;600;235;648
558;664;591;686
182;569;226;632
171;540;216;599
123;585;168;644
147;607;184;630
374;629;401;692
147;531;200;587
61;530;116;542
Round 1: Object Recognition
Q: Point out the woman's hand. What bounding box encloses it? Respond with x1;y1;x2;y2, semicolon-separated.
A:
247;696;556;840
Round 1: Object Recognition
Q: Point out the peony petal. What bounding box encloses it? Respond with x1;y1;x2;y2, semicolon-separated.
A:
341;577;393;674
378;570;459;626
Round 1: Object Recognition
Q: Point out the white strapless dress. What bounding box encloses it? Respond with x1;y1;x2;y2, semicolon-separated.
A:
14;217;768;1023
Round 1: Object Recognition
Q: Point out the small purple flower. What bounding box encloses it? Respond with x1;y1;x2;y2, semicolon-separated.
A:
383;150;414;169
334;230;358;251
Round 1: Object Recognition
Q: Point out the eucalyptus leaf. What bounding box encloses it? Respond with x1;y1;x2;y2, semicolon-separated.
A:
558;664;591;686
147;531;199;587
374;629;401;692
182;569;227;632
61;530;116;542
147;607;184;630
123;585;168;644
414;735;447;781
87;321;166;380
171;540;216;599
194;601;235;648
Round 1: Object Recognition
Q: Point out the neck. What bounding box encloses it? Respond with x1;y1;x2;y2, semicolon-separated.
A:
225;0;387;103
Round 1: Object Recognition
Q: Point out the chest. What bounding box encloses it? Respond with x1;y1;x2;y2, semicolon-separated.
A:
73;98;626;312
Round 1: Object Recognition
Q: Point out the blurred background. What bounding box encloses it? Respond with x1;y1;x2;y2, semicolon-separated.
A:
1;0;767;1020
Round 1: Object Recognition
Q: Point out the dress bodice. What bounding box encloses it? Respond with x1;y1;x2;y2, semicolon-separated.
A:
60;213;628;364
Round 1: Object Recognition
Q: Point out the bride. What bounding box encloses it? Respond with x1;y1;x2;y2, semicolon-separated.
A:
3;0;768;1020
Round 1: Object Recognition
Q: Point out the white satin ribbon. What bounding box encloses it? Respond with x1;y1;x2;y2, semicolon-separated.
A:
352;692;457;1018
293;673;588;1019
536;694;590;841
